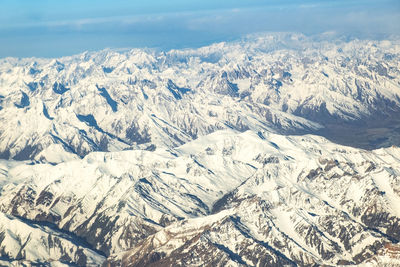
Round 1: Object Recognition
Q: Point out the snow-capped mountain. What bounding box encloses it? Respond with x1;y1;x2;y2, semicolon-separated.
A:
0;211;105;266
0;34;399;266
0;33;399;162
1;130;400;266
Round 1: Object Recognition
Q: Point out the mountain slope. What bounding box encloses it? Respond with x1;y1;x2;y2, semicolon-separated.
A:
0;33;399;266
0;130;399;265
0;34;399;162
0;211;105;266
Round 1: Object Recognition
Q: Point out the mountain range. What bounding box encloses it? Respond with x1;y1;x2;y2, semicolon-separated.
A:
0;33;399;266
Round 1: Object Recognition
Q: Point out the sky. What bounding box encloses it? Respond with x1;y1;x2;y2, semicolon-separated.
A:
0;0;399;58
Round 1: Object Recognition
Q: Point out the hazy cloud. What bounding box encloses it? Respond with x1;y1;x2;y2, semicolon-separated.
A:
0;0;399;57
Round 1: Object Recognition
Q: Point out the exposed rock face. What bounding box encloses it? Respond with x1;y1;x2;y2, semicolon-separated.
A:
0;34;400;266
0;130;399;266
0;211;105;266
1;34;400;162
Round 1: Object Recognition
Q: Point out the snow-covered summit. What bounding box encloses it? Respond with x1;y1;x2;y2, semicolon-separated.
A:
1;33;399;162
0;129;399;265
0;33;400;266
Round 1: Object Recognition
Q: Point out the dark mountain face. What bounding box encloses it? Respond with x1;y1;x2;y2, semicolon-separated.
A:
1;34;400;162
0;34;399;266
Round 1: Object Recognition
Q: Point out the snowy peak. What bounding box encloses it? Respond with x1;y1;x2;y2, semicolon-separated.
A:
0;33;400;266
0;129;399;265
1;34;400;161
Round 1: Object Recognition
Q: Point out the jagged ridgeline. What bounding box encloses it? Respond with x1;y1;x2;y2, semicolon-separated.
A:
0;33;399;162
1;131;400;266
0;34;399;266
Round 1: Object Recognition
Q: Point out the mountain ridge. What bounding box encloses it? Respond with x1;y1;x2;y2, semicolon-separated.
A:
0;129;400;265
0;33;399;266
1;33;399;163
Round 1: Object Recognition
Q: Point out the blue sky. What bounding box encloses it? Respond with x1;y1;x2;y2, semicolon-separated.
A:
0;0;399;58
